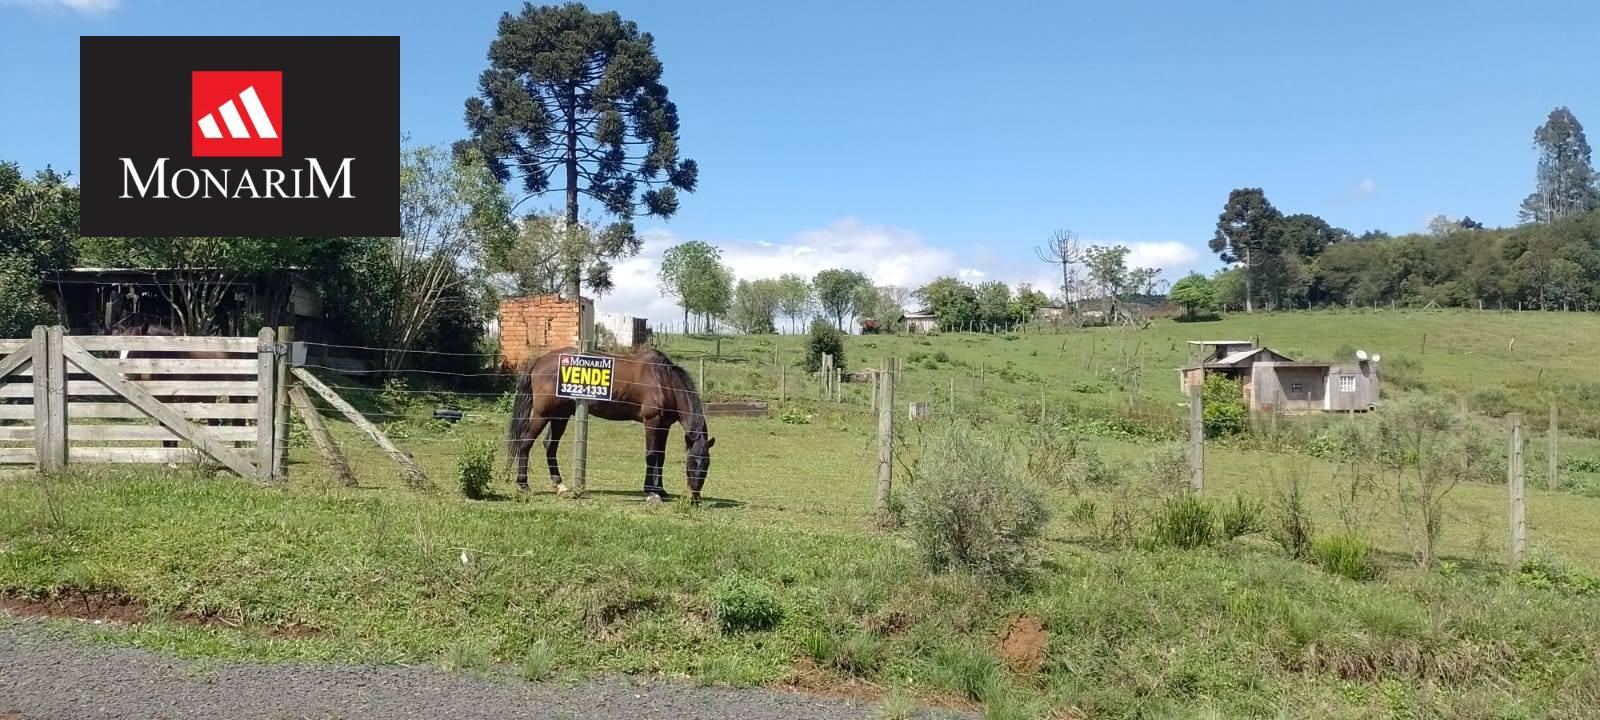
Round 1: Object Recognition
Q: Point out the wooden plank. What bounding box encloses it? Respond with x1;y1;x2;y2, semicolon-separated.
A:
0;447;37;464
289;386;356;487
0;402;258;420
293;367;429;489
70;336;257;353
58;336;257;479
0;380;259;399
0;427;34;441
69;425;257;442
5;358;258;378
704;401;769;418
0;339;27;354
256;328;276;481
0;340;32;380
1508;413;1526;571
69;447;201;464
46;326;66;471
32;326;49;471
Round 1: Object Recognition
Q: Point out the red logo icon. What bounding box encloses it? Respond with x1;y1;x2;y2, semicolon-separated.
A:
191;71;282;157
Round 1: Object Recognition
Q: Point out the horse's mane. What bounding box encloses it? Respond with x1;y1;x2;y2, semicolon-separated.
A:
634;348;706;434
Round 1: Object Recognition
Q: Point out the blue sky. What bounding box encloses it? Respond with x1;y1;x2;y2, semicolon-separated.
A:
2;0;1596;321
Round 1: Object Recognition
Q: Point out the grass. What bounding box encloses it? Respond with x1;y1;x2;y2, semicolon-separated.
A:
6;310;1600;716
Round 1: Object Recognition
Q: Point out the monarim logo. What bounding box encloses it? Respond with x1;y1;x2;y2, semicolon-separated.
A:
79;36;399;238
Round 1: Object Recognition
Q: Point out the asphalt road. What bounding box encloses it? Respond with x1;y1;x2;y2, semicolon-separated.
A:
0;621;922;720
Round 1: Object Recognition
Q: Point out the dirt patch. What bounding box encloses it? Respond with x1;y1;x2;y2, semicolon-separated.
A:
0;590;319;640
999;615;1048;674
864;609;911;636
780;659;978;714
0;591;149;625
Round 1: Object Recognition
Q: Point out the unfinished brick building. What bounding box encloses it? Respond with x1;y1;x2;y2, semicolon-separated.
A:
498;294;594;371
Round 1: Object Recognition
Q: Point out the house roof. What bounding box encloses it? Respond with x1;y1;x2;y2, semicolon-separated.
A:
1209;347;1296;366
900;310;938;320
1187;340;1253;346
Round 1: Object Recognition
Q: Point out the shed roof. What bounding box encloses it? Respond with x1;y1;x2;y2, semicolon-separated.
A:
1187;340;1253;346
1210;347;1296;366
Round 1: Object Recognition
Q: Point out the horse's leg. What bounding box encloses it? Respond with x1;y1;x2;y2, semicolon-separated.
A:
544;418;568;492
643;423;670;500
511;416;546;493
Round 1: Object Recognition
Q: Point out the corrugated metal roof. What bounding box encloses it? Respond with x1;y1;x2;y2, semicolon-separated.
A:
1215;348;1267;365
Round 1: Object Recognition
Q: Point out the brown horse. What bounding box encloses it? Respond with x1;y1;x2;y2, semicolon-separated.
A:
508;346;714;502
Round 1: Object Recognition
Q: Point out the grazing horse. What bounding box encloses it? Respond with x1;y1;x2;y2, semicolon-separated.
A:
508;347;715;502
111;320;247;449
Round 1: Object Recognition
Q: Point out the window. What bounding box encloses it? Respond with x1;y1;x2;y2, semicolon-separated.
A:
1339;375;1357;392
1290;382;1304;393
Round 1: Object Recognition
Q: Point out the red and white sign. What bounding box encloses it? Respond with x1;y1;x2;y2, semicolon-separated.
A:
191;70;282;157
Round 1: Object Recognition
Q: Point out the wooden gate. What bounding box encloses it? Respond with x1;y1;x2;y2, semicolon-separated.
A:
0;326;276;478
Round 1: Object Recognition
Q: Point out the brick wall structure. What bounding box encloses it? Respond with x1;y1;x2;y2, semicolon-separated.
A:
499;294;594;370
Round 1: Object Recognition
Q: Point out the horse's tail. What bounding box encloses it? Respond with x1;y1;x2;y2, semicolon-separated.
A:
507;361;537;472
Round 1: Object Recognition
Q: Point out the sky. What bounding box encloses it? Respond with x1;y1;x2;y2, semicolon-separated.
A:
2;0;1597;324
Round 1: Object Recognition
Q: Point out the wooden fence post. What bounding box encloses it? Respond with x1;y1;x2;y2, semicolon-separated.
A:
835;368;843;403
255;328;277;481
292;367;429;490
30;326;55;473
948;378;955;415
875;363;895;516
1508;413;1526;571
779;364;786;403
1548;400;1559;491
1188;383;1205;493
287;386;356;487
44;326;66;472
870;364;879;412
698;357;707;393
273;325;292;480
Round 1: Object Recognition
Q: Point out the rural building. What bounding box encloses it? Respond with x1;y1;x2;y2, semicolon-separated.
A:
1035;306;1067;322
498;293;595;370
597;312;651;349
39;267;331;340
1179;340;1380;413
898;309;940;333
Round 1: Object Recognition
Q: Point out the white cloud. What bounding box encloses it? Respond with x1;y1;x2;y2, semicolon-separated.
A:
1354;178;1377;196
593;218;1207;326
2;0;119;13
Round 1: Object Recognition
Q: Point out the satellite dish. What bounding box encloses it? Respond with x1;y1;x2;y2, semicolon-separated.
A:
1372;354;1381;363
1355;350;1369;361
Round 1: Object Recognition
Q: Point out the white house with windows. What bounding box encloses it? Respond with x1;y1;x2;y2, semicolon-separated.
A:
1179;340;1380;413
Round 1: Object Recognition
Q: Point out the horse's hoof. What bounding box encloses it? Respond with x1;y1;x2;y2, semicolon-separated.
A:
644;493;663;504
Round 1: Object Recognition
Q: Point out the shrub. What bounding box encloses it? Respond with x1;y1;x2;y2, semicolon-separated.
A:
1312;533;1380;580
456;439;495;500
0;257;52;337
932;350;950;363
1382;355;1425;393
803;630;884;676
1220;495;1264;540
1269;465;1315;560
1470;387;1511;417
803;319;846;373
1514;561;1600;596
904;425;1050;578
778;406;811;424
709;574;784;633
1201;373;1247;437
1145;494;1216;549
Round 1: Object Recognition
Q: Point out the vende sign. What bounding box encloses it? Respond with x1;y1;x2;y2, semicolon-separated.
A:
557;354;615;401
79;36;400;237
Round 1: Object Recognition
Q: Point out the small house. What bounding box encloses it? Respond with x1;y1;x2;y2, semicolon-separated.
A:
597;312;651;348
898;309;940;334
1035;306;1067;322
1179;340;1380;413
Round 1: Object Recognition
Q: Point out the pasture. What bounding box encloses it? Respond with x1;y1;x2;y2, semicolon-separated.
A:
4;309;1600;718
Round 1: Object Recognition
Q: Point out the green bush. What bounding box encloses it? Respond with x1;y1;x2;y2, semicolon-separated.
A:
803;319;846;373
1268;467;1316;560
1312;533;1380;581
932;350;950;363
456;439;495;500
778;406;811;425
1220;495;1264;540
1145;494;1216;549
0;257;52;337
904;425;1049;578
1513;561;1600;596
1201;373;1247;437
709;574;784;633
802;630;883;676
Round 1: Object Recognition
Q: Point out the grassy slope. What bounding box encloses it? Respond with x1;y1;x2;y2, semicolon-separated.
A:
5;309;1600;717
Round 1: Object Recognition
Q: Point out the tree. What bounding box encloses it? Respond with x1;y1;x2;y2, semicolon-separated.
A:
852;284;904;332
1520;107;1598;223
658;241;727;331
1083;245;1158;325
1035;228;1084;308
727;278;782;334
774;272;813;333
491;210;638;296
1168;273;1218;319
1211;188;1284;313
463;3;698;299
1459;216;1485;230
812;268;871;331
1007;284;1051;324
1;161;78;274
974;280;1012;329
1427;215;1463;236
1278;213;1346;257
913;276;978;330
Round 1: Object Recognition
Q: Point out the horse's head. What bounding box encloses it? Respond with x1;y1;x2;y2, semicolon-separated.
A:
686;433;716;502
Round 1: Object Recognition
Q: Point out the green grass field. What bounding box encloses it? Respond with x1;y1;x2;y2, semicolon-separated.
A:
4;309;1600;718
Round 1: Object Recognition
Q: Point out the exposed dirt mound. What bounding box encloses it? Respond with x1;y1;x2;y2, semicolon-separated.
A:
999;615;1048;674
0;591;148;624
